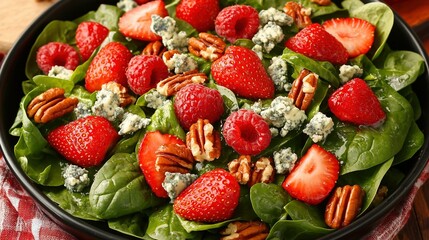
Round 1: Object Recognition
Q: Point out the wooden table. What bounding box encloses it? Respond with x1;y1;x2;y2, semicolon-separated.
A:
0;0;428;239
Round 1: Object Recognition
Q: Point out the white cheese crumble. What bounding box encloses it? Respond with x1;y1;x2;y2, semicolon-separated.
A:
303;112;334;143
339;64;363;84
74;102;92;119
252;21;284;53
48;65;74;80
144;90;167;109
252;44;264;60
118;112;151;135
150;15;189;52
117;0;137;12
259;7;293;27
164;53;198;74
162;172;198;201
62;164;90;193
268;56;291;91
273;147;298;174
92;88;124;122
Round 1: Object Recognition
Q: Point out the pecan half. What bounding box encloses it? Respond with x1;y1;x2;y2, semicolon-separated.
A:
325;185;365;229
228;155;252;185
102;81;135;107
283;2;312;29
186;119;221;162
248;157;275;187
220;221;269;240
155;144;195;174
188;32;226;61
157;70;207;96
27;88;78;124
311;0;332;6
288;69;318;110
142;40;167;56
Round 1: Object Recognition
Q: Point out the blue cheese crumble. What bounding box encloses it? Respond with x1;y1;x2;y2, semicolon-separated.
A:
339;64;363;84
303;112;334;143
273;147;298;174
164;53;198;74
252;22;284;53
92;88;124;122
119;112;151;135
62;164;90;193
48;65;74;80
260;96;307;137
74;102;92;119
259;7;293;27
117;0;137;12
144;89;167;109
162;172;198;201
150;15;189;52
268;56;291;91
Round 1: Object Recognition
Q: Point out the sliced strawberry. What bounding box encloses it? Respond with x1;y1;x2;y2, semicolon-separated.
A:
75;21;109;61
323;18;375;58
328;78;386;126
85;42;133;92
176;0;220;32
174;168;240;222
285;23;348;65
118;0;168;41
211;46;275;99
282;144;340;205
138;131;188;198
47;116;119;168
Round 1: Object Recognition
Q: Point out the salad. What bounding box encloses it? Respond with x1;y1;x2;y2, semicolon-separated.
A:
9;0;426;239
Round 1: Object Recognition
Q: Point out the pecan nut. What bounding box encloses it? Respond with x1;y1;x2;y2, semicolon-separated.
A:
142;40;167;56
27;88;78;123
283;2;312;29
188;32;226;61
186;119;221;162
311;0;332;6
325;185;365;229
248;157;275;187
220;221;269;240
228;155;252;185
102;81;135;107
157;70;208;96
288;69;318;111
155;144;195;174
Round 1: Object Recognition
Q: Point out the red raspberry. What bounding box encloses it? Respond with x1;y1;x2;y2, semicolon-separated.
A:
214;5;259;43
76;21;109;61
222;109;271;155
174;84;224;130
126;55;169;95
36;42;80;74
176;0;220;32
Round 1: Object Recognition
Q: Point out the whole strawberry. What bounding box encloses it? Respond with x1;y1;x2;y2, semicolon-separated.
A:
285;23;348;65
174;168;240;222
211;46;274;99
126;55;169;95
47;116;119;168
328;78;386;126
76;21;109;61
215;5;259;43
176;0;220;32
85;42;133;92
174;84;224;130
36;42;80;75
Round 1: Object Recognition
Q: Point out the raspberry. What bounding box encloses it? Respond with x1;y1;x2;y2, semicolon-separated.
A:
215;5;260;43
36;42;80;74
222;109;271;155
76;21;109;61
174;84;224;130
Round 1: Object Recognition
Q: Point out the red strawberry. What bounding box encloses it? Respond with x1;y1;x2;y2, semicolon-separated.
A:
138;131;188;198
135;0;151;4
328;78;386;126
222;109;271;155
211;46;275;99
176;0;220;32
126;55;169;95
75;21;109;61
174;168;240;222
215;5;259;43
47;116;119;168
118;0;168;41
285;23;348;65
85;42;133;92
282;144;340;205
323;18;375;58
174;84;224;130
36;42;80;74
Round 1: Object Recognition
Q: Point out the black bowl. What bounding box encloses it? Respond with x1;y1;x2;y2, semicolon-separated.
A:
1;0;428;239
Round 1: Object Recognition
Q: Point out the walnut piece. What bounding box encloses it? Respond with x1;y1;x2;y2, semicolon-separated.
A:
155;144;194;174
188;32;226;61
142;40;167;56
27;88;78;123
325;185;365;229
288;69;318;111
186;119;221;162
228;156;275;186
283;2;312;29
311;0;332;6
102;81;135;107
157;70;207;96
228;155;252;185
220;221;269;240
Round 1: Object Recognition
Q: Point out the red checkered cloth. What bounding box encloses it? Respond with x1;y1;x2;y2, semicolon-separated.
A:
0;153;428;240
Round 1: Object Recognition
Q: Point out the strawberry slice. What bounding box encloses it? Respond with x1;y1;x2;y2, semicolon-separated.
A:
118;0;168;41
138;131;188;198
174;168;240;222
282;144;340;205
75;21;109;61
328;78;386;126
323;17;375;58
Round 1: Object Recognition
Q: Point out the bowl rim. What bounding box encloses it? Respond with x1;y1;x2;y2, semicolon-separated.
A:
1;0;428;239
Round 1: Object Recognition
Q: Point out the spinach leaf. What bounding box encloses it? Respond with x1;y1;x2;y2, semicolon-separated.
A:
284;200;327;228
108;213;148;239
233;185;259;221
393;122;424;165
89;153;161;219
147;101;186;140
32;75;75;93
341;0;364;12
267;220;334;240
299;0;348;19
214;84;240;115
178;215;238;233
74;4;123;31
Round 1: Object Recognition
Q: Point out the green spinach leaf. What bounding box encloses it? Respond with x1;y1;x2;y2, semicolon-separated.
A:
108;213;148;239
